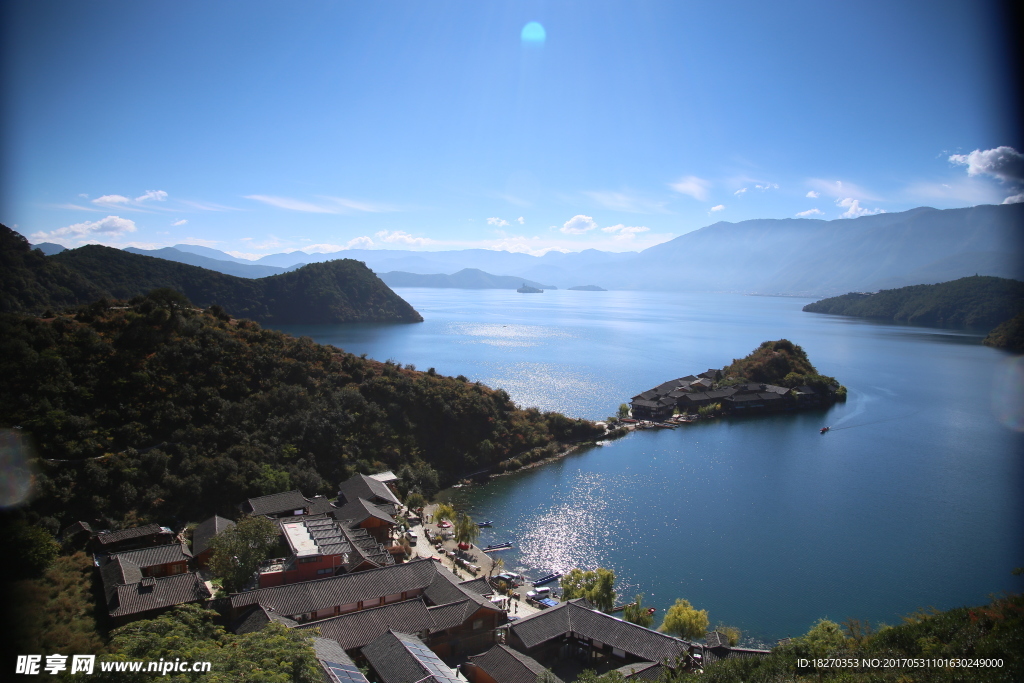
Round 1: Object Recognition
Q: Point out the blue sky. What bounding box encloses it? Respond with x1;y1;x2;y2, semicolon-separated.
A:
2;1;1020;258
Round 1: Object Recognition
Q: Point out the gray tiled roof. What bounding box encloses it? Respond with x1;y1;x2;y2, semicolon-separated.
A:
334;498;396;527
362;631;460;683
338;474;401;508
616;662;663;681
296;599;434;651
94;523;169;547
108;572;211;619
243;490;310;516
313;637;370;683
192;515;235;557
100;556;143;601
509;599;689;664
458;577;493;597
467;644;559;683
107;542;192;569
232;604;300;635
231;557;491;619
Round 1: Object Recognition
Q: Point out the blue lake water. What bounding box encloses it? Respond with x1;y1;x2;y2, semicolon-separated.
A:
276;288;1024;645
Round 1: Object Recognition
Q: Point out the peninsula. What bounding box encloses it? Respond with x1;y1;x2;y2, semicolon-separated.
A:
629;340;846;421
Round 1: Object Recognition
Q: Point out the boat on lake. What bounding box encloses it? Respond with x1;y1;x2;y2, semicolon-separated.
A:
476;520;493;527
534;571;563;586
820;426;830;434
483;542;513;552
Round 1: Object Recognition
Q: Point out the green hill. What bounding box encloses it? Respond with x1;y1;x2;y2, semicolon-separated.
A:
720;339;844;395
0;295;603;530
1;224;423;324
0;228;105;313
802;276;1024;329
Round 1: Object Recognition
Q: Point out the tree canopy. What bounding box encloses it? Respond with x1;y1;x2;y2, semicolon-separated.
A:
209;516;279;592
559;568;616;612
0;296;603;530
101;604;321;682
658;598;709;640
622;594;653;628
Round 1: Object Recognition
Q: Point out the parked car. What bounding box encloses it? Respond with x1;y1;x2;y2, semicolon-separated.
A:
406;531;417;545
526;587;551;599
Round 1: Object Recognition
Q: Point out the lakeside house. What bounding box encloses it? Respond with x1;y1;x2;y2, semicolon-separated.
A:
630;369;836;420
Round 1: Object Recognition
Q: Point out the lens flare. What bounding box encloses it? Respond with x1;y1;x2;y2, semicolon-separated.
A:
991;355;1024;432
0;430;36;508
521;22;546;44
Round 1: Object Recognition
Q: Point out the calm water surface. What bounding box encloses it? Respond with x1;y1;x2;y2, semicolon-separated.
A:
277;289;1024;645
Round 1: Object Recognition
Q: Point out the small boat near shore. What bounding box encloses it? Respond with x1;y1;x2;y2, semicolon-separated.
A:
483;542;513;552
534;571;563;586
477;520;493;527
820;426;830;434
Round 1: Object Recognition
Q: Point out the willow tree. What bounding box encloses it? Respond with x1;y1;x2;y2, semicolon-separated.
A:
454;512;480;546
622;594;653;628
658;598;709;640
433;502;456;525
559;568;616;612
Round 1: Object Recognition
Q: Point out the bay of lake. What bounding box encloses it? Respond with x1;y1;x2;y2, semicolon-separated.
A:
276;288;1024;645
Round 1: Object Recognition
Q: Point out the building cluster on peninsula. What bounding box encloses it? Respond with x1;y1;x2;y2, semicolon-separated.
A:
63;471;769;683
629;369;840;422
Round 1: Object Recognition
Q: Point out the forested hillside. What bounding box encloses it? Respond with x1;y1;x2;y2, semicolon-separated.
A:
802;275;1024;329
720;339;844;395
0;293;603;531
1;225;423;324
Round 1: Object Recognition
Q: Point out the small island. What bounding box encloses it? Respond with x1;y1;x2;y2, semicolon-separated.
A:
568;284;607;291
517;284;543;293
629;339;846;421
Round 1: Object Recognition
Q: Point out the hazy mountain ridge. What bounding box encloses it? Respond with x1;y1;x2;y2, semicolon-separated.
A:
162;205;1023;296
124;246;299;278
379;268;557;290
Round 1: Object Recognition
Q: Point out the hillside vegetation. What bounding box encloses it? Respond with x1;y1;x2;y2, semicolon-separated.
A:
802;275;1024;329
983;312;1024;352
720;339;844;395
1;225;422;324
0;293;603;531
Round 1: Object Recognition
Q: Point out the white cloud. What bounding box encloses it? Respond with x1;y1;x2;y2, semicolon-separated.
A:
1003;193;1024;205
346;236;375;249
796;208;824;217
584;190;668;213
53;203;104;212
487;217;510;227
755;183;779;191
245;194;395;214
179;200;243;212
836;197;885;218
807;178;879;200
172;219;188;226
734;188;748;195
949;146;1024;182
600;224;650;240
709;205;725;212
560;215;598;234
806;191;820;198
77;193;89;198
136;190;168;202
668;176;710;201
31;215;137;241
92;194;131;205
375;230;433;247
517;217;525;224
245;195;338;213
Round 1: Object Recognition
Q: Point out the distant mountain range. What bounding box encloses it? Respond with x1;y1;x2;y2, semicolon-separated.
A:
89;204;1020;297
26;204;1024;297
378;269;556;290
3;225;422;324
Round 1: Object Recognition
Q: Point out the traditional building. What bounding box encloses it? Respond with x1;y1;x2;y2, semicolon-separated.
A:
464;644;562;683
362;631;461;683
89;523;176;554
99;555;210;627
191;515;235;569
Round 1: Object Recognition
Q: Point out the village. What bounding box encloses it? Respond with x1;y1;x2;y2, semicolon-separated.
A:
628;369;841;423
62;470;773;683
